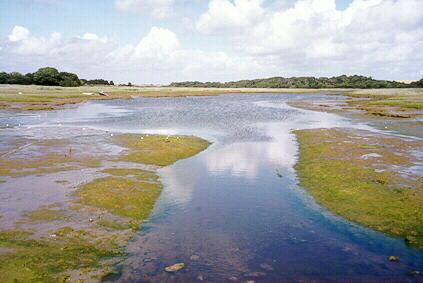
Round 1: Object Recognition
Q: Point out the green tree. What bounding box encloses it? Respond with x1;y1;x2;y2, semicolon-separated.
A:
33;67;60;86
0;72;10;84
7;72;32;85
58;72;81;87
414;78;423;88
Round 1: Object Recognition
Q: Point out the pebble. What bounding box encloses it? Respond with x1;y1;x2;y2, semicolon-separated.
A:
164;262;185;273
228;276;238;281
388;256;400;262
197;274;204;281
190;255;200;261
408;270;420;276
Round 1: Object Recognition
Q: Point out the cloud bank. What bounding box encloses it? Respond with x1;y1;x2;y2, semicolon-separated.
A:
1;0;423;83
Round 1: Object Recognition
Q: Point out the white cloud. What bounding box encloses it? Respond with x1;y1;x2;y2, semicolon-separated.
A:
8;26;30;42
197;0;265;33
7;26;62;55
115;0;175;18
1;25;255;83
195;0;423;79
2;0;423;83
134;27;179;58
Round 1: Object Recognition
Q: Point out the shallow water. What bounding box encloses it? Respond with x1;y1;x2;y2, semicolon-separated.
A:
1;93;423;282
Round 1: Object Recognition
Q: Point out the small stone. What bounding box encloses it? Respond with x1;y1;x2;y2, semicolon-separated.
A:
89;218;94;222
259;263;274;271
165;263;185;273
408;270;420;276
228;276;238;281
197;274;204;281
388;256;400;262
244;281;255;283
190;255;200;261
143;258;152;263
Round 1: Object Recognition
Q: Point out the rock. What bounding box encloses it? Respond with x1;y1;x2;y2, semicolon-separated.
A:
388;256;400;262
228;276;238;281
143;258;153;263
190;255;200;261
244;281;255;283
259;263;274;271
197;274;205;281
165;263;185;273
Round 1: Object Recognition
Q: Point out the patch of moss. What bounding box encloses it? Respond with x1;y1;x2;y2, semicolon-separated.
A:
113;134;210;166
0;229;119;283
98;219;131;231
295;129;423;250
0;152;101;177
75;177;162;220
24;206;67;222
102;168;159;182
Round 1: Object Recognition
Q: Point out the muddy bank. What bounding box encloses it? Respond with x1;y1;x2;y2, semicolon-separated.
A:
0;128;209;282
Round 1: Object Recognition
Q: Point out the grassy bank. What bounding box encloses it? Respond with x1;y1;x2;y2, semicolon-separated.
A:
295;128;423;250
0;133;210;282
287;88;423;119
345;88;423;118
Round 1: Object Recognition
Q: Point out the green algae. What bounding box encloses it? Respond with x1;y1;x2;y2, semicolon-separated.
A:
0;229;120;283
113;134;210;166
98;219;131;231
0;152;101;177
102;168;159;182
24;207;67;222
295;128;423;250
75;177;162;220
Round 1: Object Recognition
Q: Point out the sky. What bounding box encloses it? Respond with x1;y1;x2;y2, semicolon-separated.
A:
0;0;422;84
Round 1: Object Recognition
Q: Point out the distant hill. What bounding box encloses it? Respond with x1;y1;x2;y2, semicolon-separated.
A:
169;75;413;89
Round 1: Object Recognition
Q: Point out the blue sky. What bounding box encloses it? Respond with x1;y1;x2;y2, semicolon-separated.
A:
0;0;422;84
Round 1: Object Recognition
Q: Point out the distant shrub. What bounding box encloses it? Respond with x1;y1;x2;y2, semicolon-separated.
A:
170;75;409;89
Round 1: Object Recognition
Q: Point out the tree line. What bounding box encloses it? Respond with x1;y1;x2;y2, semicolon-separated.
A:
170;75;423;89
0;67;114;87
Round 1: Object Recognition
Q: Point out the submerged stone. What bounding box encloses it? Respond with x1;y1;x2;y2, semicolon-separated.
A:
190;254;200;261
165;262;185;273
388;256;400;262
